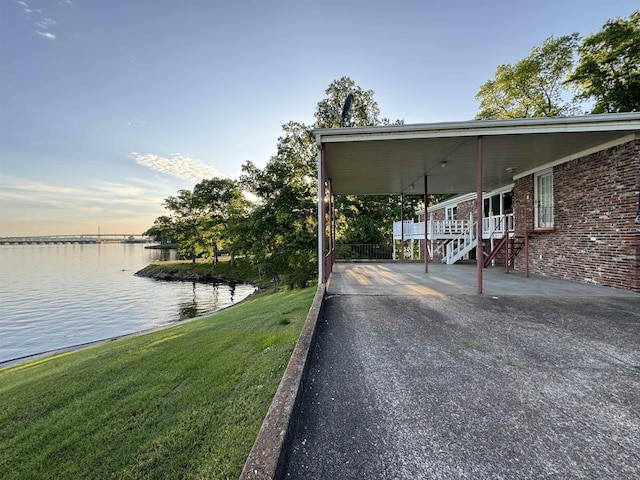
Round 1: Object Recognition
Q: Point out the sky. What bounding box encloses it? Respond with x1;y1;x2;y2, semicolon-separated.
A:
0;0;635;236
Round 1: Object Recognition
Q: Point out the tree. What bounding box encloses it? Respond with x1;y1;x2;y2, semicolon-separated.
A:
146;77;408;283
193;177;248;268
315;77;417;251
476;34;581;119
240;121;318;287
163;189;213;264
144;215;174;245
335;195;424;245
567;11;640;113
314;76;381;128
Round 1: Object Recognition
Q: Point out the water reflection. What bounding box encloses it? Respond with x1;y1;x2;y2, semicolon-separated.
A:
157;248;178;262
175;281;251;321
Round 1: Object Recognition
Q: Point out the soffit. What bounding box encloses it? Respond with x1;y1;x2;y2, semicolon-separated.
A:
316;114;640;195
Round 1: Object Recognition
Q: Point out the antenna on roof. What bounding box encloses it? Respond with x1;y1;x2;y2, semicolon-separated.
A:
340;93;353;127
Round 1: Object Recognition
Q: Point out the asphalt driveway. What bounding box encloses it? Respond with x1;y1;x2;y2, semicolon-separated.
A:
284;288;639;479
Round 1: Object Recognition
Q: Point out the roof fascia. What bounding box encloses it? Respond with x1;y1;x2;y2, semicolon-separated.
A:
424;184;515;213
426;193;476;212
314;113;640;144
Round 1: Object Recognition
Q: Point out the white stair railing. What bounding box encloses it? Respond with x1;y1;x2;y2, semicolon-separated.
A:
442;215;478;265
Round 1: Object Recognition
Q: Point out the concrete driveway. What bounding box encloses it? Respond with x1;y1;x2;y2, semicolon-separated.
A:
284;263;639;479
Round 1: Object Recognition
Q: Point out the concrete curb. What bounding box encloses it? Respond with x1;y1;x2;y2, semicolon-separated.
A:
239;284;326;480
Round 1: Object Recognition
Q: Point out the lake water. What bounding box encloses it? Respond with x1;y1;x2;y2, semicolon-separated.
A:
0;244;257;364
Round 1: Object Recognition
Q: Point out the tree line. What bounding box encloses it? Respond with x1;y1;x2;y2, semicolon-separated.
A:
146;11;639;287
476;11;639;118
145;77;425;287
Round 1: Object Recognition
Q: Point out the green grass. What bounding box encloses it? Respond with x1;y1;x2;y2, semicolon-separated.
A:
0;287;315;479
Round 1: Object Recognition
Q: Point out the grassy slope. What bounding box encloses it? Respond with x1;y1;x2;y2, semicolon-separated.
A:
0;288;315;480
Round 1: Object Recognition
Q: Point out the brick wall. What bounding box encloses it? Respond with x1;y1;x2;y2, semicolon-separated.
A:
427;198;478;223
513;139;640;292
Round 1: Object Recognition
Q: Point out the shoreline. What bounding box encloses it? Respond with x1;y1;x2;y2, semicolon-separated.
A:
0;287;262;370
133;258;267;286
134;264;235;282
1;259;266;370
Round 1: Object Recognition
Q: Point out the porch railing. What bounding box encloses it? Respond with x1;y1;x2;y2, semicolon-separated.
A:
483;213;515;238
393;219;469;239
392;220;425;239
335;244;394;260
430;219;469;236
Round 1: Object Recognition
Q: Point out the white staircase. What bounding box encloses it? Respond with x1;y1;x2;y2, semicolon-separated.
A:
441;222;478;265
391;213;483;264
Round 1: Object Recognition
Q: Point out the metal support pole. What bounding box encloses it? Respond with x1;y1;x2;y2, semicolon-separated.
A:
319;146;328;284
329;178;335;274
476;136;483;294
317;147;323;284
400;193;404;261
505;230;509;273
424;175;429;273
525;232;529;278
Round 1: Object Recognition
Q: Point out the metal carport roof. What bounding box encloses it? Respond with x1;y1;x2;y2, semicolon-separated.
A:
314;112;640;195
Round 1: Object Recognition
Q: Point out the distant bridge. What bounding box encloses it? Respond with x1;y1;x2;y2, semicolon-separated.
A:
0;234;154;245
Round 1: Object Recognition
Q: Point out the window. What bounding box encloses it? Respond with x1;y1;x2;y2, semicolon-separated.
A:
535;170;554;228
503;191;513;213
445;205;457;222
483;190;513;218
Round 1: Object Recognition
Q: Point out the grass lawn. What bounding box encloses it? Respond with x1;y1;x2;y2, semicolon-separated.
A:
0;287;315;479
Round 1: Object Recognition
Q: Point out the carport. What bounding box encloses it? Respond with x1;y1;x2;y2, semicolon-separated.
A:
314;112;640;293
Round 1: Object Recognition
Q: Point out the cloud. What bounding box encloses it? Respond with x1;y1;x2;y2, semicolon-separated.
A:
132;152;226;182
17;1;59;40
36;31;56;40
0;178;83;195
0;175;172;236
17;1;31;12
0;176;163;213
36;18;56;28
94;181;145;198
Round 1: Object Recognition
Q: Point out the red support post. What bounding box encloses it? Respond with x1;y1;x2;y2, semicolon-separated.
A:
505;228;509;273
524;232;529;278
476;136;483;294
331;188;335;271
331;184;335;272
424;175;429;273
400;193;404;261
320;146;328;284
